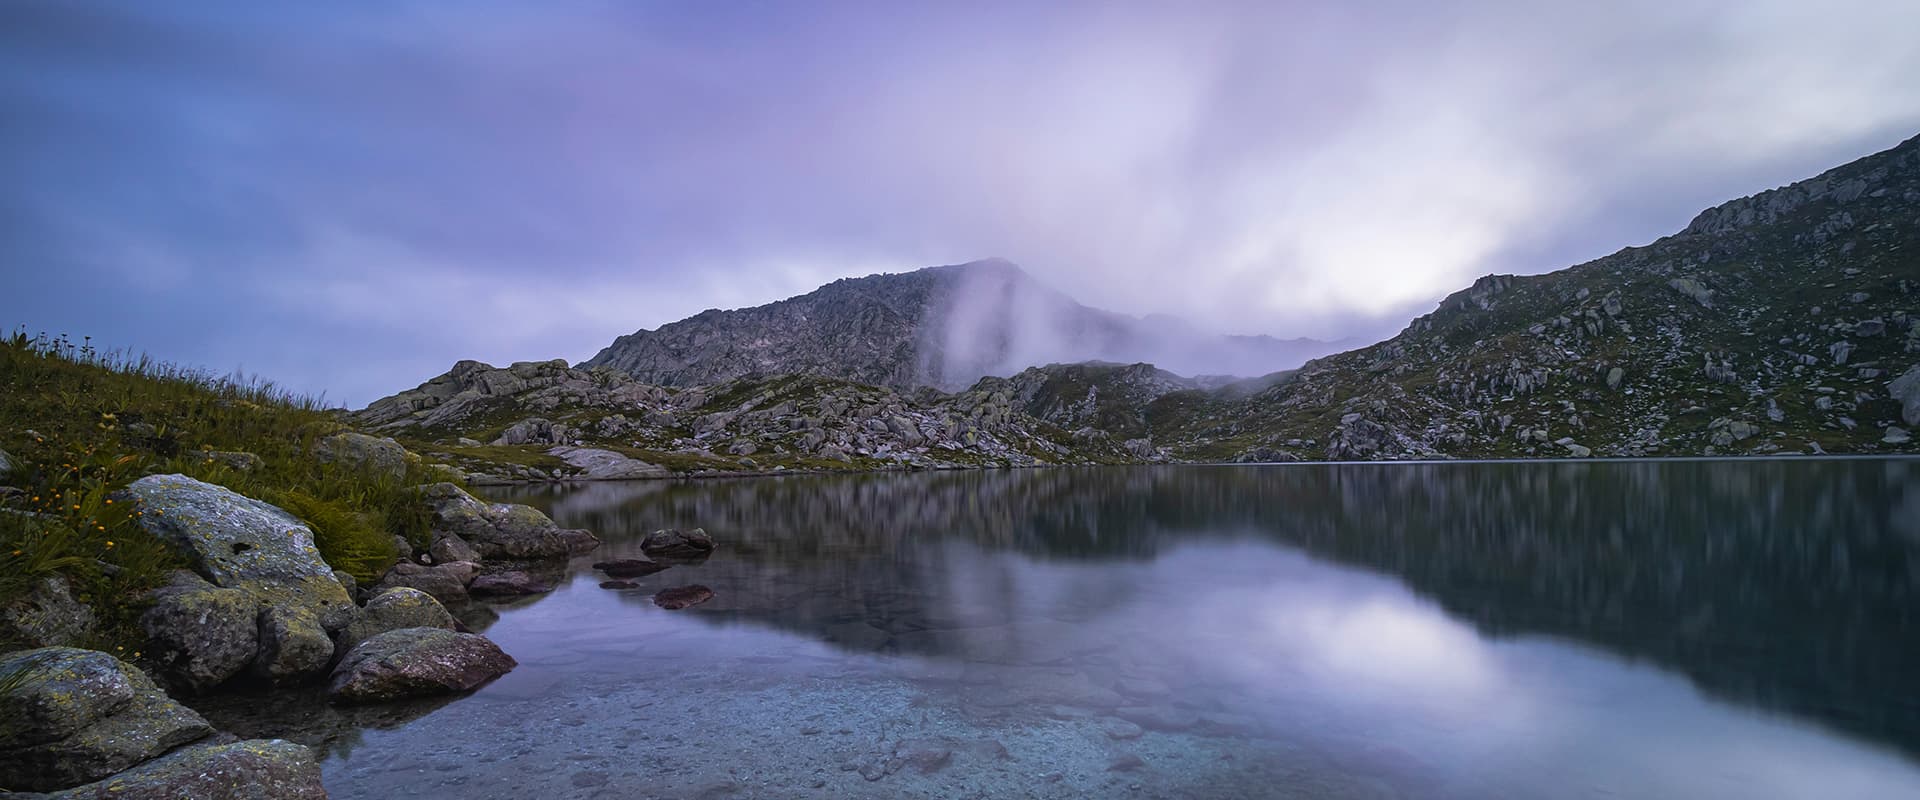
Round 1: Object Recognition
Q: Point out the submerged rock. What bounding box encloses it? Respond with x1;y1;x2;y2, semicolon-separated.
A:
653;585;715;610
640;528;715;557
0;648;215;792
328;628;516;704
46;738;326;799
139;572;258;692
593;557;667;579
598;580;639;590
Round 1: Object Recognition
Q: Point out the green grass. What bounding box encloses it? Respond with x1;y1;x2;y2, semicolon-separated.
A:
0;330;433;651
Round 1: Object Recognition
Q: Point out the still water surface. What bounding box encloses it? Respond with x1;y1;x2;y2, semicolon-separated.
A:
222;460;1920;798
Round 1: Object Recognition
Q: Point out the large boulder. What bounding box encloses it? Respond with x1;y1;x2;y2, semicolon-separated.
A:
1892;365;1920;426
414;483;598;560
328;628;516;705
639;528;714;558
124;475;355;633
0;648;215;792
0;575;97;649
139;572;258;692
45;738;326;799
334;588;454;657
312;432;410;480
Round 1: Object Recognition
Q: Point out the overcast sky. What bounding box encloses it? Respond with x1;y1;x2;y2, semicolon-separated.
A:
4;1;1919;406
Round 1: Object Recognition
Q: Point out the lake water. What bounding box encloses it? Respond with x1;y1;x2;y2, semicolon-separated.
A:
204;460;1920;798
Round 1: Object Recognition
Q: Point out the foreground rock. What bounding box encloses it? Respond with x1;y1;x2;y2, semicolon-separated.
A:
126;475;354;685
0;648;215;791
139;572;258;691
44;738;326;800
334;587;455;658
328;628;516;704
640;527;715;558
415;482;598;560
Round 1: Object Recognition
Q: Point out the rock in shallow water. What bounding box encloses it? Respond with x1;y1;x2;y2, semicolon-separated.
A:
0;647;215;791
640;528;715;557
653;585;715;610
469;570;554;597
328;627;516;705
334;587;455;658
45;738;326;799
593;557;667;579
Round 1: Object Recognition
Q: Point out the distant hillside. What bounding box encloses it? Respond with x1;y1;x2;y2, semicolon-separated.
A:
1150;132;1920;461
580;258;1338;390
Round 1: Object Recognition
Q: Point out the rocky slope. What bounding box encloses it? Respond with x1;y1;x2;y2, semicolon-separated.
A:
357;359;1148;482
1145;132;1920;461
581;258;1337;391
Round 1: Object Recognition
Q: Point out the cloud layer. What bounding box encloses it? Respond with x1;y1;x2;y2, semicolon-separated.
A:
3;1;1919;404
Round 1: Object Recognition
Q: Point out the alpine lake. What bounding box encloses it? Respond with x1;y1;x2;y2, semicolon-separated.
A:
187;458;1920;799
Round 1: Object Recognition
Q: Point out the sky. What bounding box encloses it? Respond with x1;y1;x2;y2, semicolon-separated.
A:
3;1;1919;407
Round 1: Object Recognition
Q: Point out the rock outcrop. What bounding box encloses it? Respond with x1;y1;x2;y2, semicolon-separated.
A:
312;432;411;480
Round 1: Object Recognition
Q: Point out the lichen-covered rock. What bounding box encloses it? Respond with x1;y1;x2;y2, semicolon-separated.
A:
0;648;214;791
252;605;334;685
335;588;454;658
639;527;714;557
45;738;326;799
414;482;597;560
312;432;410;480
370;560;478;605
328;628;516;705
124;475;355;631
139;572;257;692
0;575;96;649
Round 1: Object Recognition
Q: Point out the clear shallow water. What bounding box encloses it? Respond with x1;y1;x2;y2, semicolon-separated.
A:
206;460;1920;798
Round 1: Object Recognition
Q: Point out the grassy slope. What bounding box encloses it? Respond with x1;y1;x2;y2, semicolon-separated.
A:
0;332;428;651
